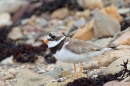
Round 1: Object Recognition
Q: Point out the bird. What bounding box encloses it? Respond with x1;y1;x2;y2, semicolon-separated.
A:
44;32;111;78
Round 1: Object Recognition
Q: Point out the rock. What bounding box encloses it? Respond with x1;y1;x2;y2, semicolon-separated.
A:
7;68;18;76
50;8;69;19
93;9;121;38
0;55;14;65
84;0;103;10
110;27;130;47
43;66;63;79
0;81;5;86
101;6;123;22
122;76;130;82
114;0;124;8
4;74;14;80
76;9;91;19
87;37;113;47
0;0;27;14
35;18;48;27
15;69;54;86
118;8;130;14
103;81;130;86
58;70;71;78
22;25;43;32
8;27;23;40
104;56;130;75
91;49;130;68
83;61;100;70
72;19;94;41
0;13;12;26
111;31;130;47
74;18;86;28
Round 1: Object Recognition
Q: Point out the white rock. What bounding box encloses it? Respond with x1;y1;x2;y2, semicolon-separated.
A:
0;13;12;26
118;8;130;14
8;27;23;40
0;55;14;65
0;0;27;14
104;56;130;75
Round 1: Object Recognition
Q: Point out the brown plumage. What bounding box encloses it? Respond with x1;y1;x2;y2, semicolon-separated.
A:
65;37;102;54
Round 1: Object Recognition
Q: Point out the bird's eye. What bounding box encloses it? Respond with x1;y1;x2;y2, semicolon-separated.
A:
51;35;55;39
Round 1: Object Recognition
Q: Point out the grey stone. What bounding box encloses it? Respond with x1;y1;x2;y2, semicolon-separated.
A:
43;66;63;79
15;69;54;86
93;9;121;38
74;18;86;28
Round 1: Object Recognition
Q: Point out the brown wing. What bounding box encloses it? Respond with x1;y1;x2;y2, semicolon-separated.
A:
65;37;102;54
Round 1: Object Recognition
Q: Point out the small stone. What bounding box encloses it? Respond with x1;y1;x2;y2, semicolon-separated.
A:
84;0;103;9
0;0;27;14
43;66;63;79
0;55;14;65
0;13;12;26
111;31;130;47
74;18;86;28
118;8;130;14
50;8;69;19
7;68;18;76
0;81;5;86
76;9;91;19
4;74;14;80
83;61;100;70
8;27;23;40
37;70;46;74
58;70;71;78
35;18;47;27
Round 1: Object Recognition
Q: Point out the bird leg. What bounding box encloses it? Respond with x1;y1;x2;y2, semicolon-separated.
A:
78;63;82;78
73;64;76;77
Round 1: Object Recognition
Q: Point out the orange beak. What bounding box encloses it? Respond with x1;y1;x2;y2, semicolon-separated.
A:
44;39;48;44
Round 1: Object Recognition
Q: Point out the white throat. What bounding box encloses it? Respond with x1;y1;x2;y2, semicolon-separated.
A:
47;36;65;48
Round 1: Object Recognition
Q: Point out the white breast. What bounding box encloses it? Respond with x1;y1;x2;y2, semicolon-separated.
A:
54;42;87;63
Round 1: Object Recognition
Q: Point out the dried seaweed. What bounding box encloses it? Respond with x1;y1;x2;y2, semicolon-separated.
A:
67;59;130;86
0;26;48;63
120;15;130;31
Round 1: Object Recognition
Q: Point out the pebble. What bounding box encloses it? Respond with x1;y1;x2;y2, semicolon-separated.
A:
118;8;130;14
35;18;48;27
50;8;69;19
8;27;24;40
0;13;11;26
7;68;18;76
4;74;15;80
74;18;86;28
0;81;5;86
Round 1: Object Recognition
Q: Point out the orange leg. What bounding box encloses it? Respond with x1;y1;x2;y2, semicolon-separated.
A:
73;64;76;77
78;63;82;78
